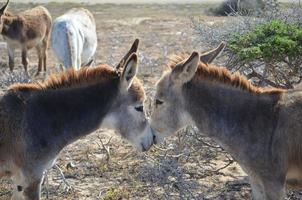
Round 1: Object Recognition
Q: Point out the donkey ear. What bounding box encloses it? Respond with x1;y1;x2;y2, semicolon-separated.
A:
120;53;138;90
172;51;199;84
116;39;139;70
0;0;9;15
200;42;226;64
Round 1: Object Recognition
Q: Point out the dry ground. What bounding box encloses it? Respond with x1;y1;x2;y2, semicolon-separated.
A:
0;2;301;200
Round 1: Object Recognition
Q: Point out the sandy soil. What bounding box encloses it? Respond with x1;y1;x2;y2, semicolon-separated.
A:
0;2;300;200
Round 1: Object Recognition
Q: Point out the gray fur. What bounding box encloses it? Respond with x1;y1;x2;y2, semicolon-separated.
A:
151;49;302;199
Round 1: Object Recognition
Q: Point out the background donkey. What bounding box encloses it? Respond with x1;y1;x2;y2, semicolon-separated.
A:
0;0;52;76
51;8;97;70
150;44;302;199
0;39;155;200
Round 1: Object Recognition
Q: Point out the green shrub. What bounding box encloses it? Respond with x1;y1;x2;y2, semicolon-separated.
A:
229;20;302;88
229;20;302;61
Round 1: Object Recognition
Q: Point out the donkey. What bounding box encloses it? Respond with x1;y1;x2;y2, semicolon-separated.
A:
151;43;302;200
0;0;52;76
0;39;155;200
51;8;97;70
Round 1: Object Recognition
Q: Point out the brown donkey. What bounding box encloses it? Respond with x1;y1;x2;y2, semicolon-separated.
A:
0;0;52;75
151;44;302;199
0;39;155;200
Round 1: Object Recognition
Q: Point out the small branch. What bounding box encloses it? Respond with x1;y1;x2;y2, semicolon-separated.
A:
195;136;223;150
96;136;112;161
246;70;288;89
54;164;73;192
213;157;234;173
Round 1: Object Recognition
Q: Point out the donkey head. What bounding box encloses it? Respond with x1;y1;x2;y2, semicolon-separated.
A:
101;39;155;151
151;42;225;143
0;0;9;33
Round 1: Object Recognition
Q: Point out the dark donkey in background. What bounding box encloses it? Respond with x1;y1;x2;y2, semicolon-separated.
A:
0;39;155;200
151;43;302;200
0;0;52;75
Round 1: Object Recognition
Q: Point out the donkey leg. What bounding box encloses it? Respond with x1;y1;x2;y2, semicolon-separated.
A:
76;55;81;70
7;45;15;72
250;175;286;200
42;39;48;72
262;179;286;200
35;46;42;76
21;49;29;76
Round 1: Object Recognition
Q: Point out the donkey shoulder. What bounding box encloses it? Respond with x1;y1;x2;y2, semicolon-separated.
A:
21;6;50;17
65;8;95;26
276;90;302;166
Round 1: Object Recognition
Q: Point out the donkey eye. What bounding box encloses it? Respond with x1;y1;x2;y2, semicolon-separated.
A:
155;99;164;105
135;106;144;112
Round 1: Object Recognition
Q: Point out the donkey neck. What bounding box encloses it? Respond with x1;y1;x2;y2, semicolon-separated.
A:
182;80;282;151
1;14;22;39
24;79;119;153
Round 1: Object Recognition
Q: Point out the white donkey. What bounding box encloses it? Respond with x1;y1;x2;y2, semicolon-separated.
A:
51;8;97;70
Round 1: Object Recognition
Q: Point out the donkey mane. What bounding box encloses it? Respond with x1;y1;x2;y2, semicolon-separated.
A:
9;64;145;101
168;53;285;94
10;65;120;92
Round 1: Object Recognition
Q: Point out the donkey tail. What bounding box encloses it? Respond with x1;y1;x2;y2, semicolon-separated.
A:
65;25;79;69
51;21;78;70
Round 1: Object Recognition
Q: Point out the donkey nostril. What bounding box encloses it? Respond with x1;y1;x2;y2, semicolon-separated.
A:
153;134;157;145
17;185;22;192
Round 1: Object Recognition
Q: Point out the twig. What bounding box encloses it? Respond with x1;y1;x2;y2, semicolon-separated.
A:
54;164;73;192
152;144;174;151
213;158;234;173
246;69;288;89
194;136;223;150
96;135;112;161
